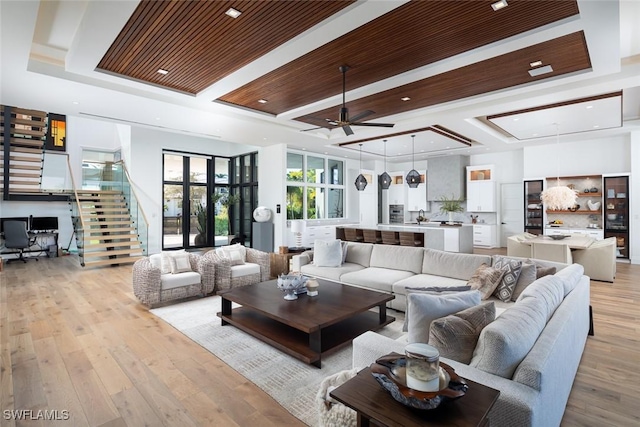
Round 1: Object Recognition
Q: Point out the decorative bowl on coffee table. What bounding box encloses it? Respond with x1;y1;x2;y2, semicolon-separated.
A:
276;274;308;300
548;235;570;240
370;353;467;410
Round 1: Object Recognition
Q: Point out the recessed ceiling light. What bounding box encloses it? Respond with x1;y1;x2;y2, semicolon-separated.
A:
491;0;508;11
155;117;160;121
586;105;594;109
225;8;242;18
401;97;411;101
258;99;268;104
302;148;306;151
157;69;169;75
593;125;600;128
528;65;553;77
513;118;519;121
533;133;538;137
72;101;79;105
324;152;328;154
529;60;543;68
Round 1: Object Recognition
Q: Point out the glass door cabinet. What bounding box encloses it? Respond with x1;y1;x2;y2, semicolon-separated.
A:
524;180;544;235
603;175;629;259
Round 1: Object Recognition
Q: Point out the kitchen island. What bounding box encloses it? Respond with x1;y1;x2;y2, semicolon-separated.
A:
337;223;474;254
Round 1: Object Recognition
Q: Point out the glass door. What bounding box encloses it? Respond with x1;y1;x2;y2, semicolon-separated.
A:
524;180;543;235
603;175;629;259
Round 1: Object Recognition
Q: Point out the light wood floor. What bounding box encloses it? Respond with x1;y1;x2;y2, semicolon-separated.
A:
1;253;639;426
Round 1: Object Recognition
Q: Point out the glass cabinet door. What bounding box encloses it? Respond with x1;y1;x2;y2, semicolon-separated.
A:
524;180;543;235
603;176;629;259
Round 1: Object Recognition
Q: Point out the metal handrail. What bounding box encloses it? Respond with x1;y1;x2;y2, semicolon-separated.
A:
114;160;149;228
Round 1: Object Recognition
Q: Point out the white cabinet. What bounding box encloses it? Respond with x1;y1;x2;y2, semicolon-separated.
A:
545;227;604;240
387;171;406;205
443;228;459;252
299;225;336;247
472;224;496;247
466;165;496;212
406;171;427;211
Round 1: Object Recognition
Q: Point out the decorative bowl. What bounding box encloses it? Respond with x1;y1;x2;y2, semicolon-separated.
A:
276;274;308;300
548;234;570;240
370;353;467;410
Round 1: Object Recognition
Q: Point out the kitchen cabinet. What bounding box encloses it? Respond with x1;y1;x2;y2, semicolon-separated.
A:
466;165;496;212
387;171;406;205
472;224;496;247
406;171;427;211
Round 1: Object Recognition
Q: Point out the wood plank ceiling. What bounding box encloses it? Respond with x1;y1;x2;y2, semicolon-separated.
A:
97;0;583;133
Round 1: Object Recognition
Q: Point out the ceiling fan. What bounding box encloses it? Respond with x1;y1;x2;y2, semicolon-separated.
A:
303;65;395;136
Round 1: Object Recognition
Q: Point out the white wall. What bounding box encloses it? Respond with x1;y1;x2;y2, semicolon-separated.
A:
258;144;286;250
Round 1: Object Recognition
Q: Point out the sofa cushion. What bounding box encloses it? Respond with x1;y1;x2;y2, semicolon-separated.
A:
160;271;201;290
230;262;260;278
345;242;374;267
314;239;343;267
406;290;481;344
149;253;162;270
369;245;424;274
552;263;585;296
429;302;496;363
511;262;537;301
340;267;414;293
402;285;472;332
300;262;364;282
422;249;492;280
492;256;523;302
393;274;469;293
467;264;504;300
470;295;548;378
516;275;565;322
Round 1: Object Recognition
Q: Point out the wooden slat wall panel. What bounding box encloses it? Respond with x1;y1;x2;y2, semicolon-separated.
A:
219;0;579;114
97;0;355;94
296;32;591;128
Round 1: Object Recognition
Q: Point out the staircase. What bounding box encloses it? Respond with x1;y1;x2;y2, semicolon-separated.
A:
1;107;46;195
73;190;145;268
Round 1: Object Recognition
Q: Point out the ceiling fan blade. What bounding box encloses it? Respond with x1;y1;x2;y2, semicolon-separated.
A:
350;122;395;128
300;126;325;132
349;110;375;122
342;125;354;136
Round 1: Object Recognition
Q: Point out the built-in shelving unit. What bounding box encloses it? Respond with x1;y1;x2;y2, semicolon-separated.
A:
524;179;543;235
603;175;629;259
544;175;603;231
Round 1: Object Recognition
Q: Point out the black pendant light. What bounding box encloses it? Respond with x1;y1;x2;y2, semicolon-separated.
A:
406;134;420;188
355;144;367;191
379;139;391;190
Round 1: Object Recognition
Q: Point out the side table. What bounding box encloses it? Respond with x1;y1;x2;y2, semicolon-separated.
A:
269;247;310;278
330;367;500;427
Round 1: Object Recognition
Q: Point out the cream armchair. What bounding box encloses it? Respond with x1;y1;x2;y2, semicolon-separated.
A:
572;237;616;282
530;242;573;264
206;245;270;292
506;232;536;258
132;252;216;307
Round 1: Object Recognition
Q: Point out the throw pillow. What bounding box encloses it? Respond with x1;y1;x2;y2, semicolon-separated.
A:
341;241;348;264
429;302;496;364
161;250;185;274
536;265;557;279
467;264;504;300
510;262;537;301
169;252;192;274
406;290;481;344
314;239;343;267
492;256;523;302
402;286;473;332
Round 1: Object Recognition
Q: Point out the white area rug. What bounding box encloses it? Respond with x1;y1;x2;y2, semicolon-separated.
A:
151;296;404;426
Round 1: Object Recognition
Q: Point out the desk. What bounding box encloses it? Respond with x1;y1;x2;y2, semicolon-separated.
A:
1;231;59;258
525;235;595;250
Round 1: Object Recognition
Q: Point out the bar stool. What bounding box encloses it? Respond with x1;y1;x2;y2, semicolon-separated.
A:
344;228;364;242
362;229;382;244
399;231;422;247
381;231;400;245
335;227;346;241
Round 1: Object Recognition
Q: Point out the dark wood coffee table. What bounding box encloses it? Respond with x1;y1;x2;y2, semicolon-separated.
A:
217;279;395;368
330;367;500;427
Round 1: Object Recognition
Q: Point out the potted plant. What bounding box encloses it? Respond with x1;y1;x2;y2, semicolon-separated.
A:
194;203;207;245
212;192;241;242
438;194;464;225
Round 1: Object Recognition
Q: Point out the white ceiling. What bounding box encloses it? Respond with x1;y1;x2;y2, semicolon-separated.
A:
1;0;639;162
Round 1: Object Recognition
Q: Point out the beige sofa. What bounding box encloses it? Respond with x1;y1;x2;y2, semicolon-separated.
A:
351;263;590;427
292;242;566;312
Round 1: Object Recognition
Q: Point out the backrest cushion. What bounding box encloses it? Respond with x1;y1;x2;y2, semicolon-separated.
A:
516;274;565;322
370;245;424;274
406;290;481;344
313;240;343;267
345;242;374;267
552;263;585;296
471;296;548;378
510;262;537;301
422;249;492;280
149;253;162;270
429;302;496;364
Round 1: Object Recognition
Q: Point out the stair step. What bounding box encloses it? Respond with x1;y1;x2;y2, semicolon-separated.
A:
83;234;139;242
81;208;129;213
11;117;47;128
11;107;47;118
85;227;136;234
0;155;43;163
85;220;133;226
0;187;42;193
83;214;131;219
83;248;144;258
0;180;40;186
0;171;41;178
83;241;142;250
7;127;46;138
75;190;121;195
0;144;43;154
83;256;143;268
1;164;42;171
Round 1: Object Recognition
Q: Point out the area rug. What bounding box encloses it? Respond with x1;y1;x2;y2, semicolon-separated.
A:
151;296;404;426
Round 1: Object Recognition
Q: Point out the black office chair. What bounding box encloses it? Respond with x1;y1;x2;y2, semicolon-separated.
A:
4;220;37;263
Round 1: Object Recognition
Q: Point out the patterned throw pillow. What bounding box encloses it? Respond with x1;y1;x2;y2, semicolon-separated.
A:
467;264;505;300
429;302;496;363
169;252;193;274
492;256;523;302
